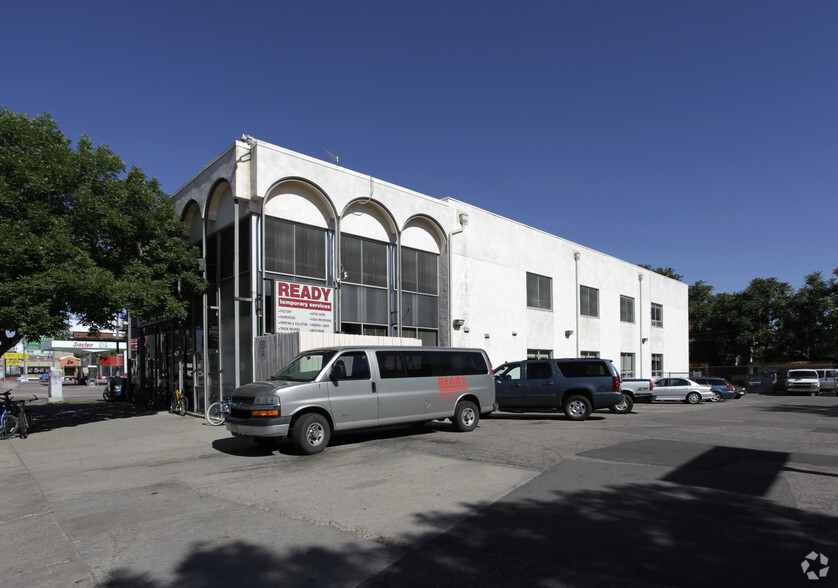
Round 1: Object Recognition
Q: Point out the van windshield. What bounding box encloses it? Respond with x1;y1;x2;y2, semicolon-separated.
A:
788;370;818;379
270;351;337;382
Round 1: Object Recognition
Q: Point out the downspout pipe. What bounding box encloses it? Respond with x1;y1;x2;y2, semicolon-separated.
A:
447;213;468;347
574;251;581;357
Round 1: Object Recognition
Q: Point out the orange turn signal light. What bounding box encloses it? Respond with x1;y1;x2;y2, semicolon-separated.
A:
252;409;279;417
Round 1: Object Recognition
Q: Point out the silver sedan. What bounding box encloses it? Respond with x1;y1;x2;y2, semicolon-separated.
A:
652;377;715;404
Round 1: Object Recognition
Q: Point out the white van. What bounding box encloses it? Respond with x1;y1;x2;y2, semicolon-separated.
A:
785;369;821;396
815;369;838;393
225;346;496;454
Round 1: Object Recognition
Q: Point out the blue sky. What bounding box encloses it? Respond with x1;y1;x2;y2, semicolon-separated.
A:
4;1;837;294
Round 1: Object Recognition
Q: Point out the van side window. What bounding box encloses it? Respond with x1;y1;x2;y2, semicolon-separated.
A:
375;350;488;379
335;352;371;380
377;351;405;378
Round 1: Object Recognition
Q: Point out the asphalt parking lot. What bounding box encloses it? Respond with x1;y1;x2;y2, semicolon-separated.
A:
2;384;837;587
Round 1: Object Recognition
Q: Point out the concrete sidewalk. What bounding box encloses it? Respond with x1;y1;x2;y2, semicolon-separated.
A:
0;390;538;587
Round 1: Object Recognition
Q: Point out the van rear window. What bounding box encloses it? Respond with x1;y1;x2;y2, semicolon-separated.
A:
376;350;488;379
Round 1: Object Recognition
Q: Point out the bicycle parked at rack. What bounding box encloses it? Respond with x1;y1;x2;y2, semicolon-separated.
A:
1;400;19;440
169;388;188;416
1;390;34;439
205;398;230;426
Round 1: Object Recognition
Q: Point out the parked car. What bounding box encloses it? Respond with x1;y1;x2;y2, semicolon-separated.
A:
652;378;714;404
786;369;821;396
493;358;622;421
693;377;737;401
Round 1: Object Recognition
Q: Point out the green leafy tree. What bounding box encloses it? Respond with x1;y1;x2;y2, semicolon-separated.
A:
734;277;792;364
0;108;205;356
638;264;684;281
782;271;838;361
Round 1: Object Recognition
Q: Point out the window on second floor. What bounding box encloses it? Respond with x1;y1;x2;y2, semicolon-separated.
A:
527;272;552;310
580;285;599;317
620;295;635;323
651;303;663;327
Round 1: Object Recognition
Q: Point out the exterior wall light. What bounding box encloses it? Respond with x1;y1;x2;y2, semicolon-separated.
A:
453;319;465;330
565;330;574;338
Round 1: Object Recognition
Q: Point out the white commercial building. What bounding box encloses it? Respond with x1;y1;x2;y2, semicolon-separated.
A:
139;138;688;413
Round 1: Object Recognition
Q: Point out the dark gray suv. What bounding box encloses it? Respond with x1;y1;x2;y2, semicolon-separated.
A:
493;358;622;421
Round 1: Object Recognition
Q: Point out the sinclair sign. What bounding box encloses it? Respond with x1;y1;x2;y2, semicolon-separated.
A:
275;280;334;333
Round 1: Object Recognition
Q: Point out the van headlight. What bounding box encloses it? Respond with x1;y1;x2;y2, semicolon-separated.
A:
254;395;280;406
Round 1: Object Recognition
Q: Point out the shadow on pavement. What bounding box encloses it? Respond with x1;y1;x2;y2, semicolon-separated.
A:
100;474;838;588
211;422;439;457
761;403;838;418
28;401;159;433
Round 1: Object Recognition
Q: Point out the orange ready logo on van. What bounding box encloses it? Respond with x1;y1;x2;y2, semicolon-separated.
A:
438;376;467;400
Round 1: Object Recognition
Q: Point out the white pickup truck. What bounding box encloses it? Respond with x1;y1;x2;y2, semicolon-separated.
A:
613;378;655;414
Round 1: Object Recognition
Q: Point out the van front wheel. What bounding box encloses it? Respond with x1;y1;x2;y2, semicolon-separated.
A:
452;401;479;432
292;413;331;455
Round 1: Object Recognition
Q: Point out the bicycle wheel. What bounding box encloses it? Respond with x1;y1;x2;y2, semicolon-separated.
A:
0;414;20;440
177;397;189;416
22;409;33;434
205;402;225;426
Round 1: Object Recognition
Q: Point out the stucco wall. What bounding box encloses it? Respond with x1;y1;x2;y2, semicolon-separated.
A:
173;138;689;379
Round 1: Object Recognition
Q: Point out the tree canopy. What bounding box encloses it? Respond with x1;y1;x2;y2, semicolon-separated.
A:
0;107;205;356
638;265;684;281
689;271;838;366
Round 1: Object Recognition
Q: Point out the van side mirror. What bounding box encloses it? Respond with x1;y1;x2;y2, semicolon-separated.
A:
331;362;346;381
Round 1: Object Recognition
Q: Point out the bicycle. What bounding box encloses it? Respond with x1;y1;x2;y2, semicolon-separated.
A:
0;402;19;439
169;388;189;416
1;390;33;439
205;398;231;426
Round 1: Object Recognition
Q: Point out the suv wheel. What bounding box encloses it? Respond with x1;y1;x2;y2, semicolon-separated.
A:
564;395;592;421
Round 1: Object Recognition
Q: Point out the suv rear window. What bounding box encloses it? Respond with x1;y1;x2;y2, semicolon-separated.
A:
557;361;611;378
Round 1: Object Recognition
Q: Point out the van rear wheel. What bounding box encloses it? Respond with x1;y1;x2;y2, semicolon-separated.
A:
452;401;479;432
292;413;330;454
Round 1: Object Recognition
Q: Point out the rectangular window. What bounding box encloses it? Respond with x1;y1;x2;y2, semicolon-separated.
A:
620;295;635;323
401;327;439;346
620;353;635;378
265;218;326;279
342;235;388;287
376;350;489;378
557;361;612;378
527;349;553;360
651;303;663;327
402;247;438;295
652;354;663;377
580;350;600;358
580;285;599;317
526;272;552;310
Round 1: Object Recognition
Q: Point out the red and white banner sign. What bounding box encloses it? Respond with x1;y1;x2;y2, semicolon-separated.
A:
275;280;334;333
